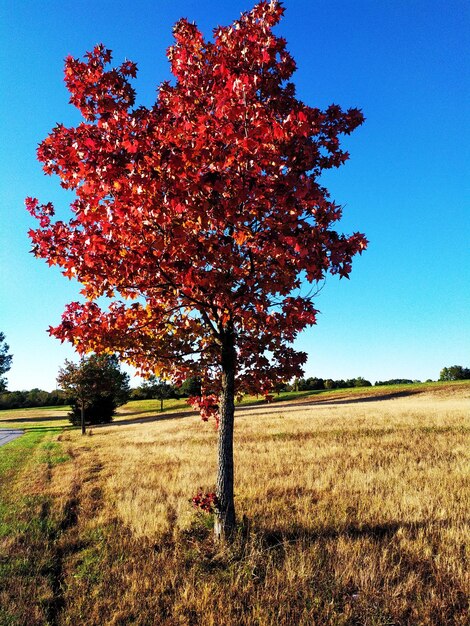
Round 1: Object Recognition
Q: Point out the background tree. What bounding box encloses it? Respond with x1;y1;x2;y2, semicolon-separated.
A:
57;354;130;433
27;2;366;539
352;377;372;387
439;365;470;381
178;376;202;398
140;375;174;411
0;332;13;392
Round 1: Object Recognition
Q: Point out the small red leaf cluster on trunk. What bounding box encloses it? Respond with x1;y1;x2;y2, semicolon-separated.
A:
192;491;219;514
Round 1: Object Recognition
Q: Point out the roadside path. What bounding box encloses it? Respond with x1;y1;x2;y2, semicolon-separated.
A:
0;430;24;447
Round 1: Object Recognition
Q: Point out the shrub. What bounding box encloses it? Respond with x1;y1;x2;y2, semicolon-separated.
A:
57;354;130;427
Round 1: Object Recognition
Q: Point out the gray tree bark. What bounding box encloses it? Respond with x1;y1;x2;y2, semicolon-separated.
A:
214;330;236;541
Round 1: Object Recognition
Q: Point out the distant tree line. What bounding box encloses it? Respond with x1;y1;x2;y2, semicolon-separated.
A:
284;376;373;392
375;379;420;386
285;377;431;391
0;388;68;410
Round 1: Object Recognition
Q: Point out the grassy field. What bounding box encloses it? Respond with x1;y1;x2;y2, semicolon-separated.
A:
0;382;468;625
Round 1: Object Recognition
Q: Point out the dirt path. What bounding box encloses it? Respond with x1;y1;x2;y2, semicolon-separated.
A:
0;429;24;446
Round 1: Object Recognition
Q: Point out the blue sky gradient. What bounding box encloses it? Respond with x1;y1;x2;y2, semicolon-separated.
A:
1;0;468;390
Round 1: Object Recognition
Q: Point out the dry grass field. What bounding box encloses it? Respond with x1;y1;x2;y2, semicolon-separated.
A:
0;382;468;625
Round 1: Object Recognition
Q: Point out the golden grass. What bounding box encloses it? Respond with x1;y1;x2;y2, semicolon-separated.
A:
1;383;469;625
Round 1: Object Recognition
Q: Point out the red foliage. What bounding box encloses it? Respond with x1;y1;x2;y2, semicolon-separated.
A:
27;2;367;423
187;395;220;425
192;490;219;514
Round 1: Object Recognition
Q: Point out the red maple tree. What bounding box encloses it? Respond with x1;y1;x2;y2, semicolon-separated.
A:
27;1;367;539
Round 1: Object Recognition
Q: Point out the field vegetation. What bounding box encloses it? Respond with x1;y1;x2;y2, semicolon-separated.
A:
0;382;468;625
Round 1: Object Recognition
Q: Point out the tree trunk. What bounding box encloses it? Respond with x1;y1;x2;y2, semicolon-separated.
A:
80;399;85;436
214;332;236;542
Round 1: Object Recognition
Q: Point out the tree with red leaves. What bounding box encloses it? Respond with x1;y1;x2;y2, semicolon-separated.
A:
27;1;366;540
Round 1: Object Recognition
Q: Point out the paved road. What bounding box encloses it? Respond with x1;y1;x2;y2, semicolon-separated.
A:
0;430;24;447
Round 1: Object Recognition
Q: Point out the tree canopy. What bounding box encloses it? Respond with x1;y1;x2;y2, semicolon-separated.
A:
27;1;366;415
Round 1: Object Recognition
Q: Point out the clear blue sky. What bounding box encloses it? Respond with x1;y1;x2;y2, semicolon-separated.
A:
1;0;469;391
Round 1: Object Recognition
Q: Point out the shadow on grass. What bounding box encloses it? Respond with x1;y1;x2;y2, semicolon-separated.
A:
116;405;191;419
235;389;422;415
81;411;199;430
306;389;422;406
0;422;71;433
261;517;453;549
97;409;197;428
4;426;72;433
0;415;69;424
